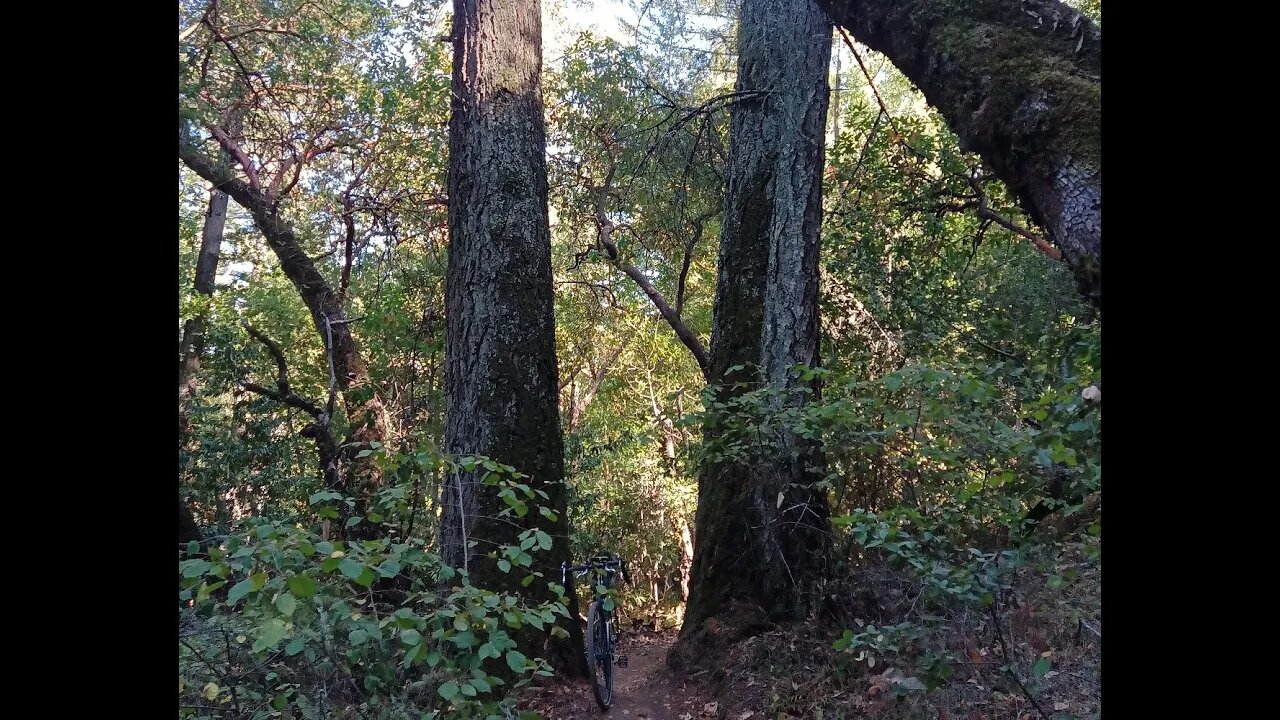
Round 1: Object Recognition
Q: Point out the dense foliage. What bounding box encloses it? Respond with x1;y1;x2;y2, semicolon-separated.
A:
179;0;1101;717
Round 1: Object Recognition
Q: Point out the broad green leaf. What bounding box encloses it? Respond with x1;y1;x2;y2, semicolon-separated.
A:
506;650;527;673
276;593;297;616
339;558;365;580
228;578;256;604
287;574;317;598
254;618;289;652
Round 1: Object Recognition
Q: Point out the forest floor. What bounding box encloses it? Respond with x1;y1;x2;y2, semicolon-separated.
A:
521;629;716;720
523;537;1101;720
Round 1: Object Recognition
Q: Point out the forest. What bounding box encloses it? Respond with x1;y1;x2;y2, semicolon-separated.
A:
178;0;1102;718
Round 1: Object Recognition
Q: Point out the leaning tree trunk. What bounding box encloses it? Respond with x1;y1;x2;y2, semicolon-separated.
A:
439;0;585;677
178;183;229;551
817;0;1101;306
178;140;390;516
679;0;834;654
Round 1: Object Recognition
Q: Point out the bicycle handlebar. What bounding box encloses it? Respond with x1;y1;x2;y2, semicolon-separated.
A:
561;555;629;586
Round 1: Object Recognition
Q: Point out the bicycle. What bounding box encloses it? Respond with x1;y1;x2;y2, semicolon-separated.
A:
561;554;629;709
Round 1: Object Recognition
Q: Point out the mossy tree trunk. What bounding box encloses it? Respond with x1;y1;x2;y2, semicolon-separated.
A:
679;0;834;653
818;0;1101;305
439;0;585;678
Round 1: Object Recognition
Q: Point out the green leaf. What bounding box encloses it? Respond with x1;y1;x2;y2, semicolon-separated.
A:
535;530;552;551
377;560;402;578
355;568;376;587
403;643;423;666
401;629;422;646
1032;657;1051;678
506;650;527;673
339;558;366;580
181;559;211;578
276;593;298;616
309;491;342;505
285;636;306;656
228;578;256;604
254;618;289;652
350;628;370;646
345;516;363;528
287;574;318;598
498;559;512;573
438;682;460;700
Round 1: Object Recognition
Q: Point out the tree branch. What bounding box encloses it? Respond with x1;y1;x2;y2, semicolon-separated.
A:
241;323;324;417
587;181;710;378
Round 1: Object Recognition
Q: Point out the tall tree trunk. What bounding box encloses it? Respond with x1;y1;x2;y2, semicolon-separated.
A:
178;140;390;514
178;184;229;549
439;0;584;677
680;0;834;650
179;187;229;445
817;0;1101;305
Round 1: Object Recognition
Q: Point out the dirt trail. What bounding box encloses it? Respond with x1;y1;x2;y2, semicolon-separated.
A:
524;630;716;720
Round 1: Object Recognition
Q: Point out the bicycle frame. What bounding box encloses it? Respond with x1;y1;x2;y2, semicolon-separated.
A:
561;555;628;709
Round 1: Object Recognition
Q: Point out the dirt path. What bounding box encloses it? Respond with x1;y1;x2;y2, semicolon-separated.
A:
523;630;717;720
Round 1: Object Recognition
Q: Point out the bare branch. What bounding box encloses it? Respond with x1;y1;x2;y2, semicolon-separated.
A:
241;323;324;417
967;174;1063;261
338;196;357;304
207;124;262;192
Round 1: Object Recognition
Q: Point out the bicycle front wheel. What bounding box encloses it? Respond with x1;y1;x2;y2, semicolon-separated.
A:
586;600;613;709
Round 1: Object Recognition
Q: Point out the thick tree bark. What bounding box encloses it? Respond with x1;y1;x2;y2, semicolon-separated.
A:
817;0;1101;305
680;0;834;651
439;0;584;677
178;138;390;511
